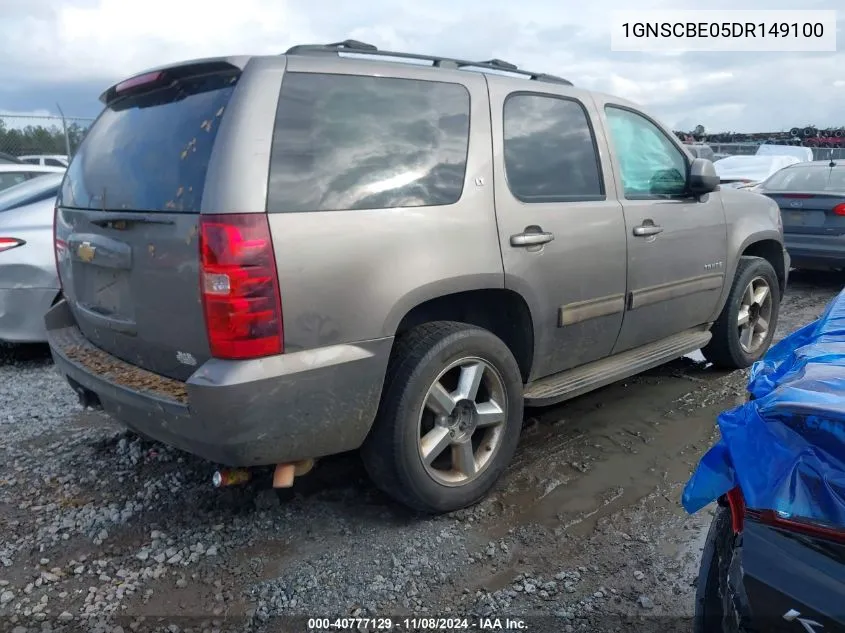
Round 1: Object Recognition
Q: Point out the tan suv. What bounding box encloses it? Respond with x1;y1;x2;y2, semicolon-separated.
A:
47;40;788;513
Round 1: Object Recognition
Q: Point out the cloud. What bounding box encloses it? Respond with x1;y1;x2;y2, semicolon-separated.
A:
0;0;842;131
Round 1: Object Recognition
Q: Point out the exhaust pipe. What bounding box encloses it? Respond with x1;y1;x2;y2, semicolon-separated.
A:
212;469;252;487
213;459;316;489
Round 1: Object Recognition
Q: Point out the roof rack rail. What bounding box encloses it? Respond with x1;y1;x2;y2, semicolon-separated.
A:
284;40;573;86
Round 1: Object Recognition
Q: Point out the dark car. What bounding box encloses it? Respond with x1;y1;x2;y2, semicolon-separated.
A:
695;490;845;633
686;288;845;633
756;160;845;269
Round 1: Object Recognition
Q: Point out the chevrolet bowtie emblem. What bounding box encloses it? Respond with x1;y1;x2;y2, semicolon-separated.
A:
77;242;96;263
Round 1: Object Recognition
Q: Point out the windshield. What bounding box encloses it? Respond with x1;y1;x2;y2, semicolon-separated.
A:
0;172;63;212
761;165;845;192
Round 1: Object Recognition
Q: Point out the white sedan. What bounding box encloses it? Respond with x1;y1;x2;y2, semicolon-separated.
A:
713;155;801;189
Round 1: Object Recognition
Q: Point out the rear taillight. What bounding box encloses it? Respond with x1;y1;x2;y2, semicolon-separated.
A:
726;487;746;534
0;237;25;252
833;203;845;216
199;214;283;360
115;71;166;95
728;487;845;544
754;510;845;545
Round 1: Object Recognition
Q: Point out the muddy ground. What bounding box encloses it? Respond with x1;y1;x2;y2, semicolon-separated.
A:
0;270;840;633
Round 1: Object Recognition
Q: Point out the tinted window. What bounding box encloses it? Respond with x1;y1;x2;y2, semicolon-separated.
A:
45;158;65;167
21;158;39;165
267;73;470;213
605;106;687;198
0;172;28;192
60;71;239;212
503;94;603;202
762;165;845;192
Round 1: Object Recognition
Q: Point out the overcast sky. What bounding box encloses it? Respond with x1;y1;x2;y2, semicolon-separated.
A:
1;0;842;132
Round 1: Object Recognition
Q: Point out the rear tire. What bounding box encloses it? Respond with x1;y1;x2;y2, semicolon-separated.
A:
362;321;524;513
702;257;780;369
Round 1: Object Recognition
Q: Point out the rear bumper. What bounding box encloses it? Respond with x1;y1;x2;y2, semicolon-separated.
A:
785;233;845;268
46;300;393;466
0;287;57;343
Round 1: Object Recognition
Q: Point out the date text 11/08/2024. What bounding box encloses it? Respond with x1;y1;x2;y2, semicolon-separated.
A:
306;617;529;631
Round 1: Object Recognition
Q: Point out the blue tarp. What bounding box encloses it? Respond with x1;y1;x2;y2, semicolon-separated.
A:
683;287;845;527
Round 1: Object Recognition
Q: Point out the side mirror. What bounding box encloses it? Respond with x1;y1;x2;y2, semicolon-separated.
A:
688;158;720;196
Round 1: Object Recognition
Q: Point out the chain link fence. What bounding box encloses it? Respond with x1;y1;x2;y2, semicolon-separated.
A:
0;114;95;161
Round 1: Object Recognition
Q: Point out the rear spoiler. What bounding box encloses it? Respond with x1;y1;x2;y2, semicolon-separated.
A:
99;56;251;105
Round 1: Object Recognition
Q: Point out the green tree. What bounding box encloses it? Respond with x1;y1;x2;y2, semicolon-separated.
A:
0;118;91;157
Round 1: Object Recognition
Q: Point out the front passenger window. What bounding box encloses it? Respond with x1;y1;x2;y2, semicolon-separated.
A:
605;106;687;198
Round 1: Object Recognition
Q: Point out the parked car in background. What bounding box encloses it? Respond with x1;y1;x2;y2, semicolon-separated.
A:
47;40;787;513
714;155;801;189
0;152;23;164
18;154;70;168
755;160;845;270
0;164;65;193
0;173;63;343
756;143;813;163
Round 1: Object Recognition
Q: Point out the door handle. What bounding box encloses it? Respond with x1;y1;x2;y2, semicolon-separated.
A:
633;223;664;237
510;231;555;247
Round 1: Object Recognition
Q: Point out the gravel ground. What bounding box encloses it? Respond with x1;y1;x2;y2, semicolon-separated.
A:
0;270;840;633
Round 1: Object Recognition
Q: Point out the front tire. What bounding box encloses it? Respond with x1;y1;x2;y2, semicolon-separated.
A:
702;257;780;369
362;321;524;513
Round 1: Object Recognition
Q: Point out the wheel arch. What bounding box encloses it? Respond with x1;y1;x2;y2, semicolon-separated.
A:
392;288;535;383
710;232;786;323
741;239;786;297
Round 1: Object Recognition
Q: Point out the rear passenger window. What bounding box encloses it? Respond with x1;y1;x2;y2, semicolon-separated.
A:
267;73;470;213
503;94;604;202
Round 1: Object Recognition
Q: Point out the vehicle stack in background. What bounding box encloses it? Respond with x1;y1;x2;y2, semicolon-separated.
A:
676;125;845;162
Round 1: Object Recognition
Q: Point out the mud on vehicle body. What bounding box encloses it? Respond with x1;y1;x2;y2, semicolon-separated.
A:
47;40;788;512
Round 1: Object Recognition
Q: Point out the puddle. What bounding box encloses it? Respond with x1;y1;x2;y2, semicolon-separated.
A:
487;362;729;538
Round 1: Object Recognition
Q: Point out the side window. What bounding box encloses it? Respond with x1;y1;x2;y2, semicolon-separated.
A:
268;73;470;212
604;106;687;198
503;94;603;202
45;158;65;167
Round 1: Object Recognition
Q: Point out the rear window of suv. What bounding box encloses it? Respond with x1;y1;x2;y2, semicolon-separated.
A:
60;70;239;212
267;72;470;213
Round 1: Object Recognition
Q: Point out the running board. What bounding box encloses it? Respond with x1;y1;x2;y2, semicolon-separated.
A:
523;328;712;407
